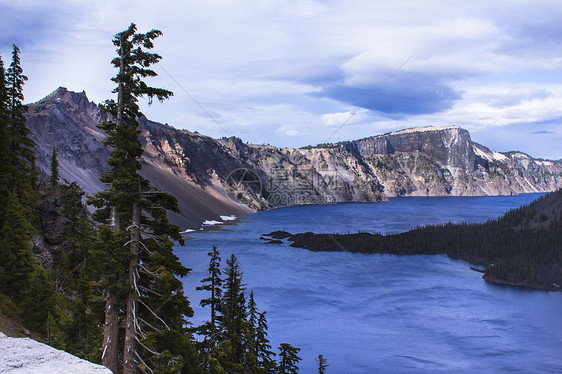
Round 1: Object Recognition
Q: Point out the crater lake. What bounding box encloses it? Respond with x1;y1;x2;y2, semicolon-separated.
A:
178;194;562;373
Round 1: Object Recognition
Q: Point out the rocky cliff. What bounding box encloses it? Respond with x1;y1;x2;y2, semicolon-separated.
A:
27;88;562;228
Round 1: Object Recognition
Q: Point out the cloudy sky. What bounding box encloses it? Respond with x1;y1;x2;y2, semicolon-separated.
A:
1;0;562;159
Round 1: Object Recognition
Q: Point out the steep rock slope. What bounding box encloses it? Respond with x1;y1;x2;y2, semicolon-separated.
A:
344;125;562;196
27;88;562;227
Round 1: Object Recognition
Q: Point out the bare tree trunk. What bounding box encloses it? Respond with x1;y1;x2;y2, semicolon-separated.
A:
102;206;120;373
102;292;119;373
123;202;140;374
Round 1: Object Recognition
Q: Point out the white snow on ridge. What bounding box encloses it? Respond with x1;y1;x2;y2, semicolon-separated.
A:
472;144;510;163
202;220;223;226
510;152;531;159
492;152;508;162
392;125;460;135
473;145;492;161
0;333;111;373
536;160;554;167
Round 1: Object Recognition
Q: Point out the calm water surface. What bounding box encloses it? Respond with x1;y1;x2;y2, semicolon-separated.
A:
177;194;562;373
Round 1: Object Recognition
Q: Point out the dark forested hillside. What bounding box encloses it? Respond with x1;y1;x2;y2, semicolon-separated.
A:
285;190;562;291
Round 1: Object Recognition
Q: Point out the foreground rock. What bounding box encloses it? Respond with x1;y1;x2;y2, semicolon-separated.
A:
0;332;111;373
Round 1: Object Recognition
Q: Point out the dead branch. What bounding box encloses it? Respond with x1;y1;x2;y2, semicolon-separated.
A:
134;350;154;374
137;299;170;331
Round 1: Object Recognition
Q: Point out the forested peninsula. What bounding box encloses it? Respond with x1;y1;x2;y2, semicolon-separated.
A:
270;190;562;291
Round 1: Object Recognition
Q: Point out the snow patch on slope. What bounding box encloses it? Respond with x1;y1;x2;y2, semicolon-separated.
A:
392;125;460;135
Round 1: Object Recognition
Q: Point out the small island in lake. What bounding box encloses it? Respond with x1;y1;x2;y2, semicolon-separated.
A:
263;189;562;291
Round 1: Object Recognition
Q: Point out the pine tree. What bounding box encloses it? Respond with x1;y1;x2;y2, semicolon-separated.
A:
197;245;224;372
0;56;10;230
245;292;276;374
89;23;196;374
0;46;39;299
50;146;59;191
57;183;103;361
242;291;259;373
0;192;37;298
256;311;276;373
316;354;328;374
20;269;55;335
278;343;301;374
5;45;38;224
217;254;247;372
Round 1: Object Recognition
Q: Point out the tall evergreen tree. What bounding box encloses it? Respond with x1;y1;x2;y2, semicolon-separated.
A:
245;291;276;373
316;354;328;374
89;23;195;374
256;311;276;373
197;245;224;372
277;343;301;374
198;245;223;337
0;46;39;298
217;254;247;372
245;291;259;373
5;45;38;223
50;146;59;191
0;56;10;230
20;269;55;335
55;183;103;361
0;192;37;297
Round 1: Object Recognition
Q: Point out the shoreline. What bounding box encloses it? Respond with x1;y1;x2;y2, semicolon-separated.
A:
260;230;561;293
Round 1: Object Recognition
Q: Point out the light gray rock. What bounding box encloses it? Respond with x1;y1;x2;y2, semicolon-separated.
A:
0;333;111;373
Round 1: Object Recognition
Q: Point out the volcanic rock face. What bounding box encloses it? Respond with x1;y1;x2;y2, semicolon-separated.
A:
27;88;562;227
349;125;477;171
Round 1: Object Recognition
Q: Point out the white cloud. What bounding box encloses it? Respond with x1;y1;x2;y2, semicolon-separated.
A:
2;0;562;158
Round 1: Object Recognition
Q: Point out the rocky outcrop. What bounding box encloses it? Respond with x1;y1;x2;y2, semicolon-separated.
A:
0;332;111;373
32;186;87;270
349;125;477;171
27;88;562;228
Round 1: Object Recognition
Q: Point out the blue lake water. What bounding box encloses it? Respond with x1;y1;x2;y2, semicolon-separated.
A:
177;194;562;373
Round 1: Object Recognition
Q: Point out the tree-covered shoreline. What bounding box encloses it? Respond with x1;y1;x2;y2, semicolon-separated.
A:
271;190;562;291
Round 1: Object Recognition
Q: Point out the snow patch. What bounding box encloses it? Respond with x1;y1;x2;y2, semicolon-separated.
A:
220;215;237;221
0;333;111;373
510;152;531;159
392;125;459;135
536;160;553;167
179;229;196;234
492;152;508;162
473;145;492;161
202;220;223;226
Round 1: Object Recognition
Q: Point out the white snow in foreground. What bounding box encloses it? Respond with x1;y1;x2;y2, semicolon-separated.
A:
0;332;111;373
220;215;237;221
202;220;223;226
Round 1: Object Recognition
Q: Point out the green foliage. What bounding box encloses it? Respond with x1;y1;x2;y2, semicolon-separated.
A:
0;56;10;230
85;23;196;373
196;249;289;373
0;47;39;301
50;146;59;191
5;45;38;227
20;269;55;334
316;354;328;374
0;192;37;298
278;343;301;374
217;254;247;372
